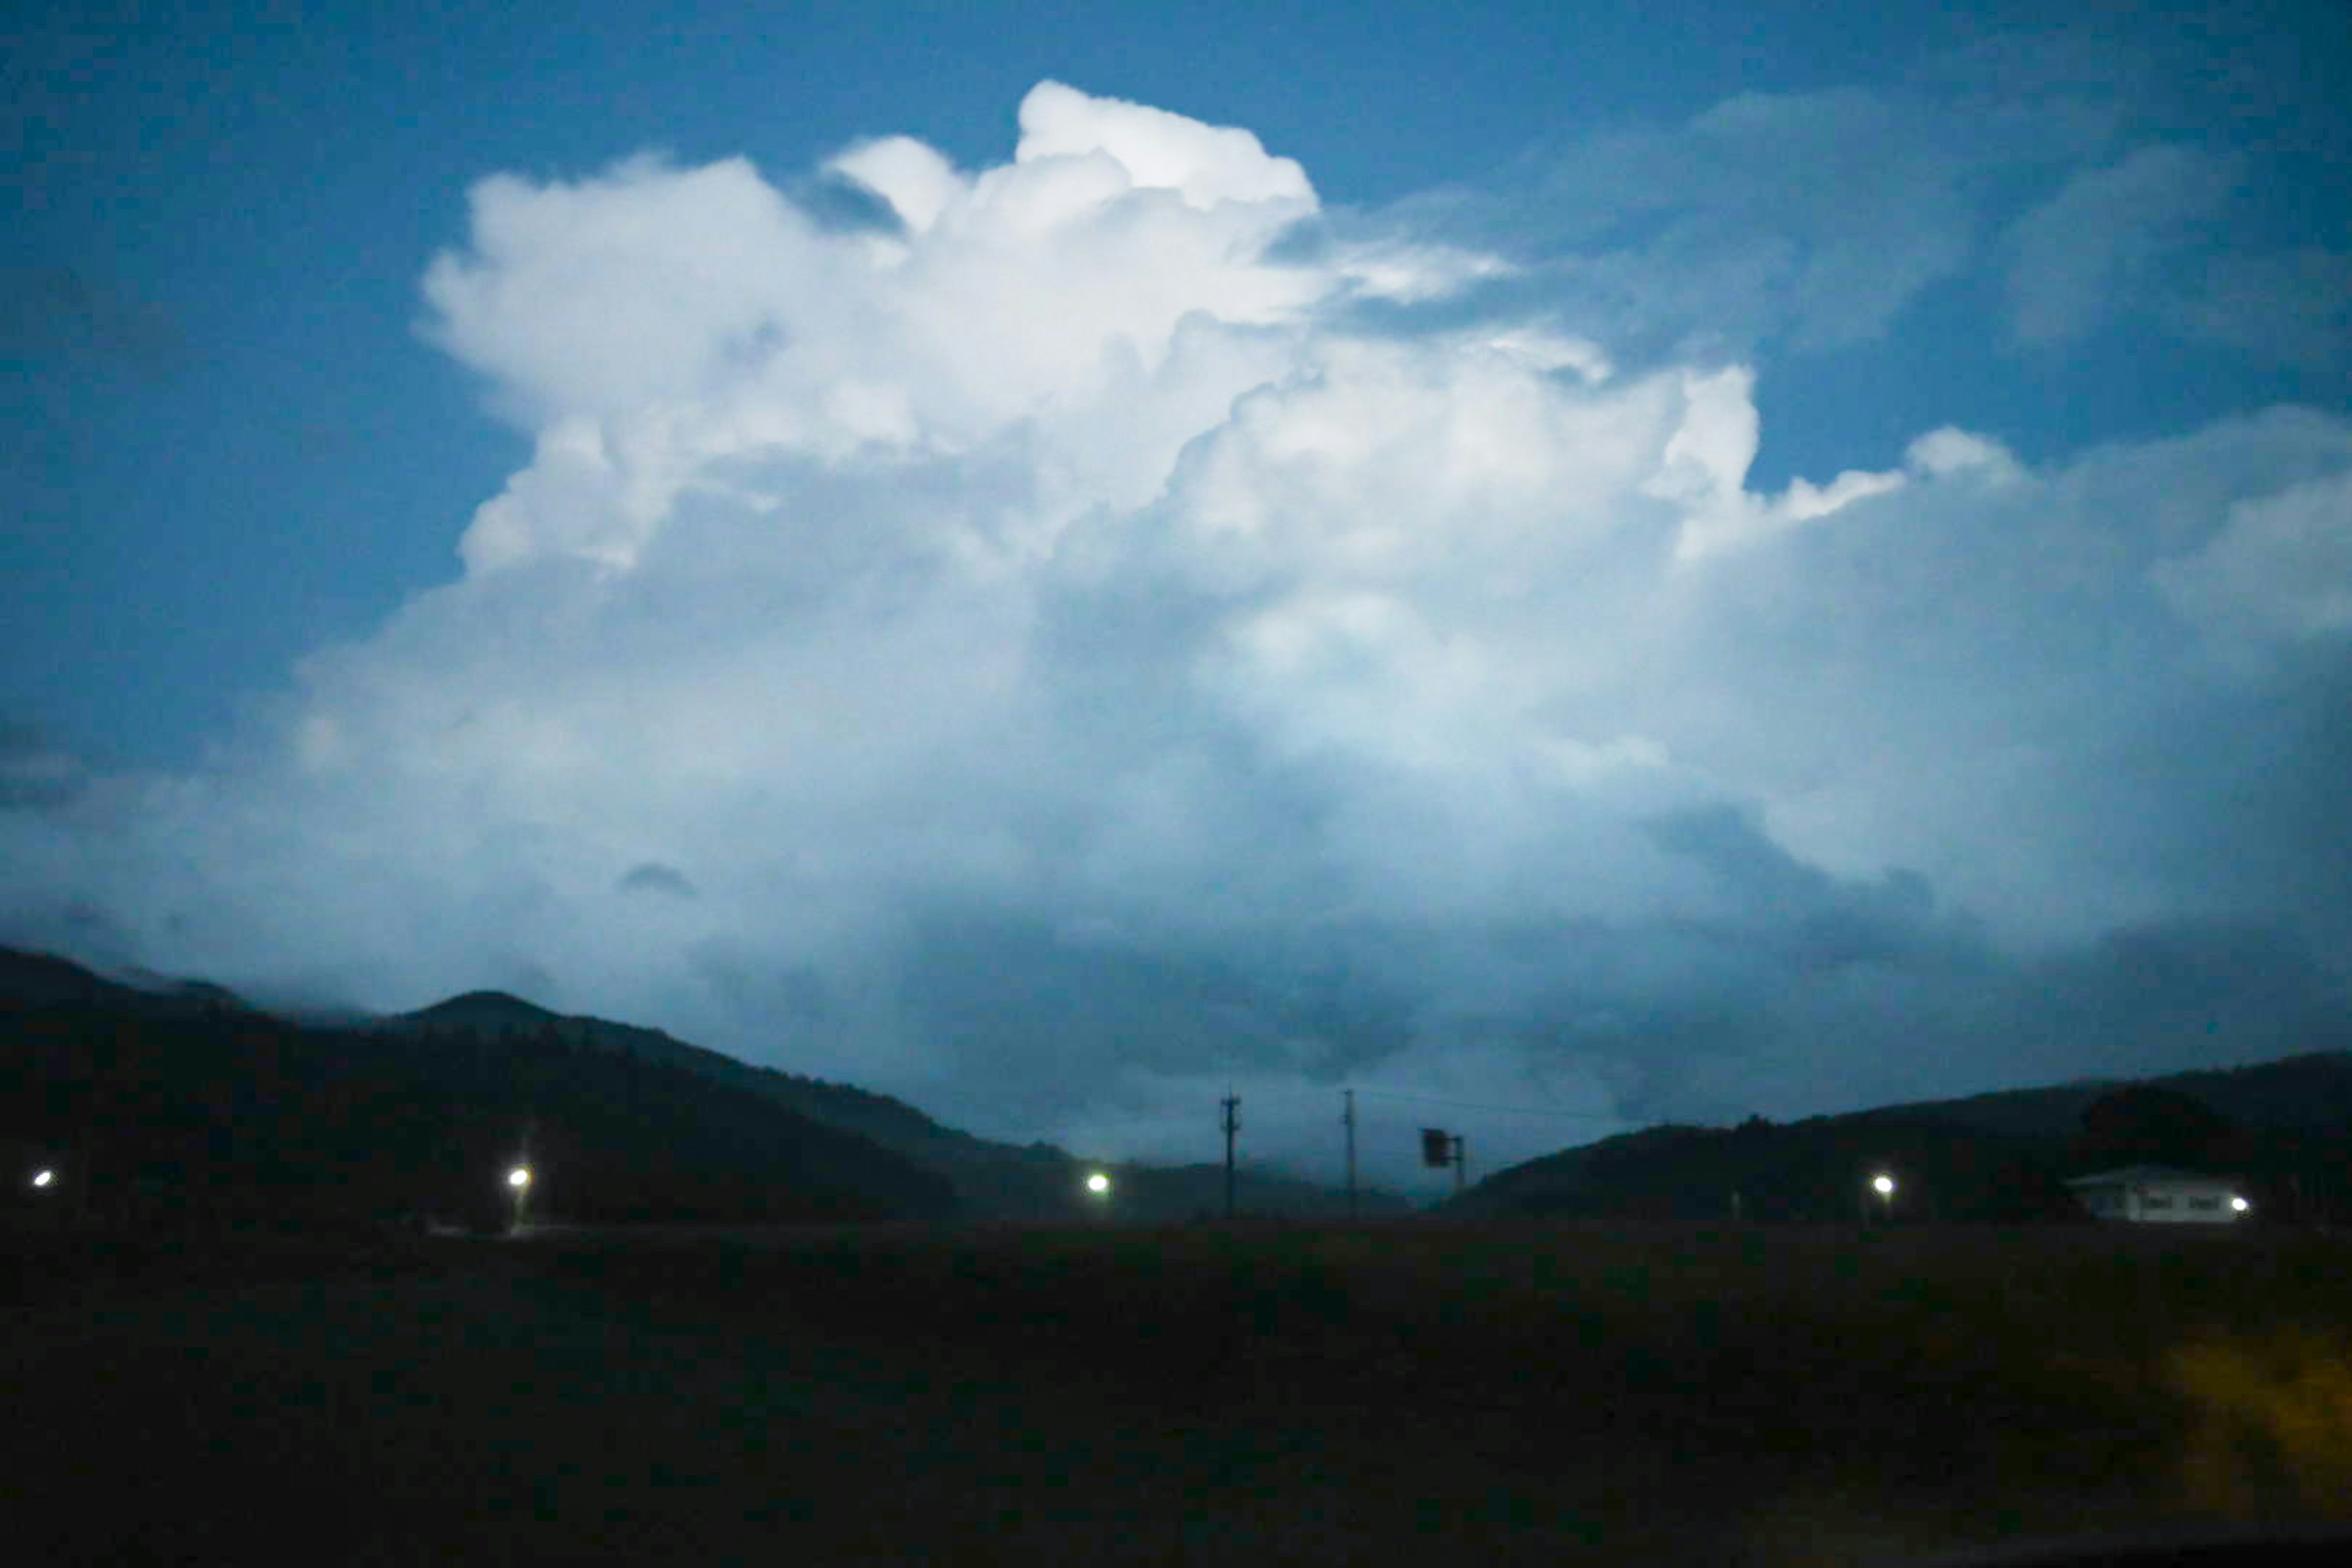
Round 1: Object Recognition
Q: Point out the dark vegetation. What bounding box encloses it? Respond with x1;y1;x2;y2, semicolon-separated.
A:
10;942;2352;1239
382;985;1413;1221
7;944;2352;1561
532;1219;2352;1529
6;1219;2351;1565
1455;1063;2352;1227
0;946;1408;1230
1;952;956;1233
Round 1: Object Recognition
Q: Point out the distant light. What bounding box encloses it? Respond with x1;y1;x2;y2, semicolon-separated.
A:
31;1168;55;1189
2230;1195;2250;1213
1871;1174;1896;1197
507;1166;532;1189
1085;1172;1111;1196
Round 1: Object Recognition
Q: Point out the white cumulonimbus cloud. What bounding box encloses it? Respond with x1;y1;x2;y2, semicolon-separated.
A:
7;81;2352;1185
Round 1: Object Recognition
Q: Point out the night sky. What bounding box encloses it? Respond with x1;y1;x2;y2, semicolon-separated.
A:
8;2;2351;1195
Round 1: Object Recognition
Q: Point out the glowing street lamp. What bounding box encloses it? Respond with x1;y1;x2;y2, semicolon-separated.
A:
1870;1172;1897;1221
2230;1195;2251;1215
507;1164;532;1231
31;1167;55;1190
1084;1171;1112;1198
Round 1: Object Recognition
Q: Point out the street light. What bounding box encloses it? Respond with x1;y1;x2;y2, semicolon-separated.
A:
2230;1195;2251;1215
1080;1170;1114;1225
507;1165;532;1232
1871;1172;1897;1222
31;1167;55;1190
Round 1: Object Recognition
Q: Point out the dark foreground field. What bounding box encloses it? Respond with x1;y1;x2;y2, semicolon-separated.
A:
5;1221;2350;1566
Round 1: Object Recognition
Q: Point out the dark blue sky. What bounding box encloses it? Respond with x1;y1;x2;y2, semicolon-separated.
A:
7;1;2350;1188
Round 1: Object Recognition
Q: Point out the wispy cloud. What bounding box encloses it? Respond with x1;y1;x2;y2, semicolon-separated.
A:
2005;143;2244;345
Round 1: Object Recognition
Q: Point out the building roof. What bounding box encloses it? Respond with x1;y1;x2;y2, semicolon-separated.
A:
2063;1164;2238;1187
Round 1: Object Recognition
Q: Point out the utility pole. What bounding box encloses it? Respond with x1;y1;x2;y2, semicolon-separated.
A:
1221;1091;1242;1221
1343;1089;1358;1221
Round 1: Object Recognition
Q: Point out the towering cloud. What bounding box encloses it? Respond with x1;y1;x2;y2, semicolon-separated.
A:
7;81;2348;1186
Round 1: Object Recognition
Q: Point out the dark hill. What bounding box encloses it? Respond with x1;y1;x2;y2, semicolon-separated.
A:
1455;1111;2078;1223
0;948;253;1019
376;995;1086;1216
1917;1052;2352;1138
383;996;1408;1219
1456;1053;2352;1225
401;991;564;1032
4;948;1388;1226
0;948;128;1011
2;949;957;1232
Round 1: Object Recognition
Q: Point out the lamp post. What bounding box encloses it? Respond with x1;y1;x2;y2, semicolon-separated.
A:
1871;1171;1897;1223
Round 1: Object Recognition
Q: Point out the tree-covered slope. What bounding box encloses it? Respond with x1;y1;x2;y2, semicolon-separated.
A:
2;949;958;1231
1455;1054;2352;1224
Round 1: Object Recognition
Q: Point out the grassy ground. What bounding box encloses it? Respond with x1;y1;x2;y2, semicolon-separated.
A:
5;1221;2348;1565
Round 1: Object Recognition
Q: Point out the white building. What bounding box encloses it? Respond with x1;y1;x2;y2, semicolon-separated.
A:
2065;1164;2252;1224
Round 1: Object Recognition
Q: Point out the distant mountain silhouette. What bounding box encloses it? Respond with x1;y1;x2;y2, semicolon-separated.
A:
1;948;1396;1227
0;948;130;1010
110;965;251;1010
1454;1053;2352;1225
2;947;957;1232
400;990;566;1033
57;945;2350;1231
1900;1052;2352;1137
0;947;254;1017
380;990;1409;1219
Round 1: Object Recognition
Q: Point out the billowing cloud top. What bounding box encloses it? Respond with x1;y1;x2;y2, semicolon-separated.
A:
420;83;1485;582
8;81;2350;1187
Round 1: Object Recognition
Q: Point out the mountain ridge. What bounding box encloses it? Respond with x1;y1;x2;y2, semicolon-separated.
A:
378;991;1412;1220
5;953;963;1229
1452;1050;2352;1223
26;942;2341;1226
2;946;1403;1221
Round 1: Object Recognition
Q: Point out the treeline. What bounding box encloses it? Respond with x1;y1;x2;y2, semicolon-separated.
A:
1;999;957;1234
1459;1074;2352;1226
1463;1112;2083;1224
